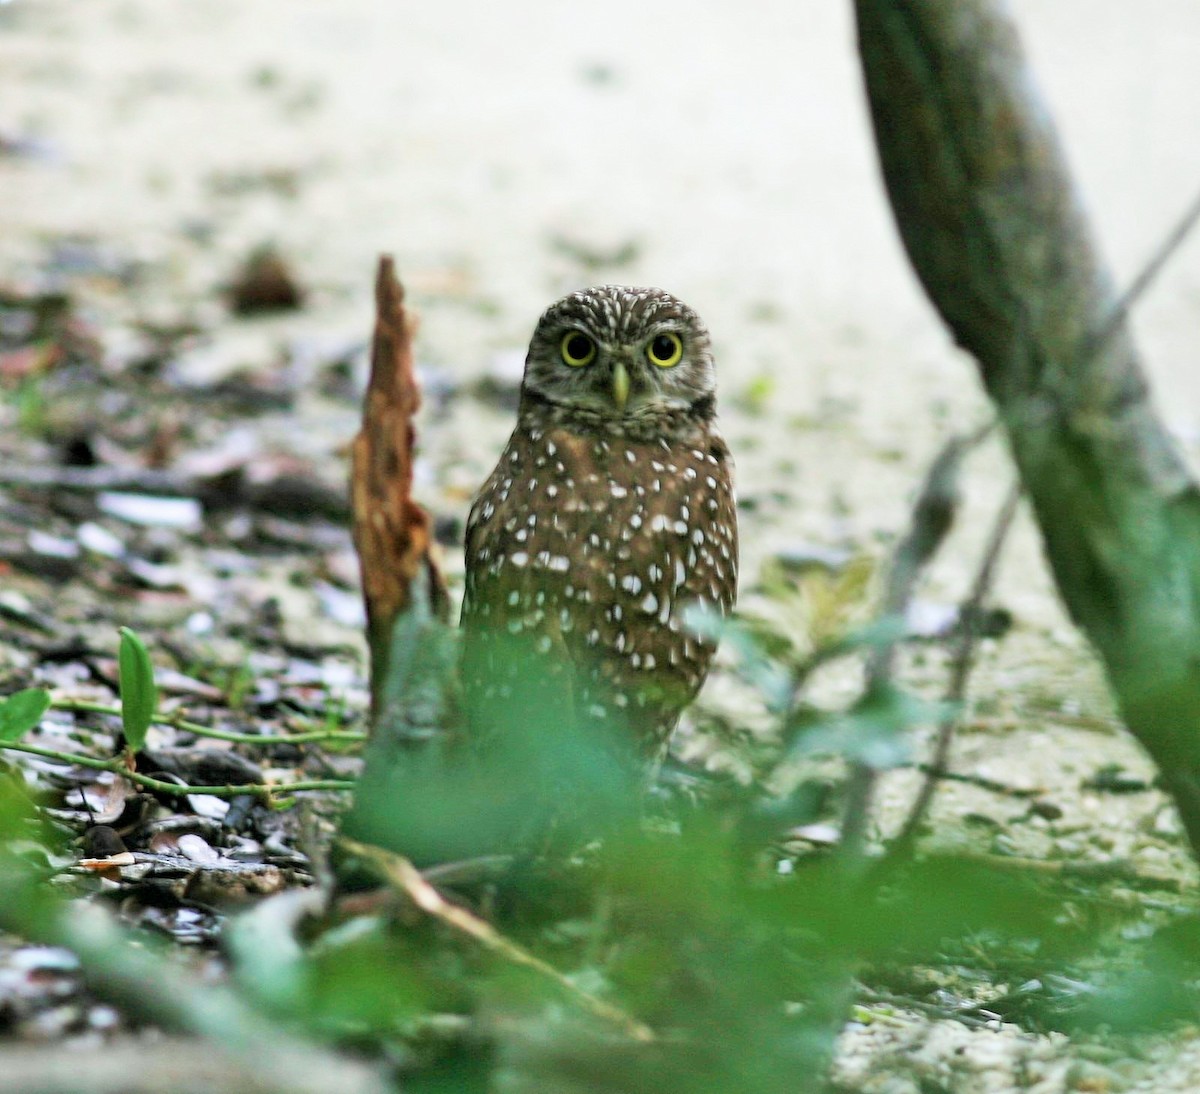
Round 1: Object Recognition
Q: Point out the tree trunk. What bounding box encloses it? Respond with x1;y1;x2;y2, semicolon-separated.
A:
853;0;1200;853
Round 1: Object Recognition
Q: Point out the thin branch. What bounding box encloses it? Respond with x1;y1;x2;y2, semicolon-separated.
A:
53;698;367;746
1090;182;1200;353
863;421;995;691
854;989;998;1032
840;424;993;861
338;837;655;1044
913;762;1040;798
890;482;1023;855
422;854;517;887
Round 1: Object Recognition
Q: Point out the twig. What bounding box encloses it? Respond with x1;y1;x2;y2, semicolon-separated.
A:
863;422;994;691
965;711;1122;735
332;856;521;915
53;698;367;746
338;836;655;1043
422;854;517;887
912;763;1040;798
840;425;993;861
1090;182;1200;354
854;987;998;1031
919;855;1193;916
0;740;354;801
956;852;1129;878
890;482;1022;855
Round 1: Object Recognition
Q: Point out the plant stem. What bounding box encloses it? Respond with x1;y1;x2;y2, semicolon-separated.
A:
890;482;1022;856
52;698;366;746
339;836;655;1044
0;740;354;801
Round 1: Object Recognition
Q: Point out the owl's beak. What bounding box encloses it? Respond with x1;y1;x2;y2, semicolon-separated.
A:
612;361;630;411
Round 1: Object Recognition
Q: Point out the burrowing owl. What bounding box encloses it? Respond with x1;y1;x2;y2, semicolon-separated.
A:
461;285;737;762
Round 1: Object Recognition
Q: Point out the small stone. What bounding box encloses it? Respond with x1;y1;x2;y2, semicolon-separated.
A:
226;246;304;315
1029;799;1064;821
26;530;80;559
177;834;221;865
97;492;202;530
315;581;366;628
187;794;230;821
76;521;125;558
788;823;840;846
185;610;215;636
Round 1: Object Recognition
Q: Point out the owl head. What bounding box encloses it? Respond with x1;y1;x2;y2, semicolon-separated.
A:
520;285;716;423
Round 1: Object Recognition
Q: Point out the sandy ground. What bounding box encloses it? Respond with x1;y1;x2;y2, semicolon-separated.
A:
5;1;1200;1089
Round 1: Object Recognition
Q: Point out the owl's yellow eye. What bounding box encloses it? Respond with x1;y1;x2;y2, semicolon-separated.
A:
646;332;683;368
560;331;596;367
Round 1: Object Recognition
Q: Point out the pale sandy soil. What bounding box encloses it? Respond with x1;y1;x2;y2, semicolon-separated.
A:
4;1;1200;1089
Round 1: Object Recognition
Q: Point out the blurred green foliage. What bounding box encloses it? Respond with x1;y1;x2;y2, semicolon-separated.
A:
329;569;1198;1090
0;564;1198;1091
0;687;50;743
13;373;49;437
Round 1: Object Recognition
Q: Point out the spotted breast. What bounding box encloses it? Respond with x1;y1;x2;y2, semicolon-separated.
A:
461;285;737;762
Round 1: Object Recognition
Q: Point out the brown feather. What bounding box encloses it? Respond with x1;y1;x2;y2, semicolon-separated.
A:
461;286;737;761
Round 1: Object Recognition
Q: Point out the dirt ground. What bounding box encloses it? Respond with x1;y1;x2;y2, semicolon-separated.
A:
4;1;1200;1090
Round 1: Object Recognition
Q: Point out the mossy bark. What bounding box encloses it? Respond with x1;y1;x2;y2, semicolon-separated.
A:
854;0;1200;853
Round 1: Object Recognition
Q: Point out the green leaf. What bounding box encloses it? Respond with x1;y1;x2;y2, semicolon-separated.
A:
117;627;157;752
0;688;51;743
787;685;950;769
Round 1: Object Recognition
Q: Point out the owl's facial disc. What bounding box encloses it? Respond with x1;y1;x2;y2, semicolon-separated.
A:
522;285;716;423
